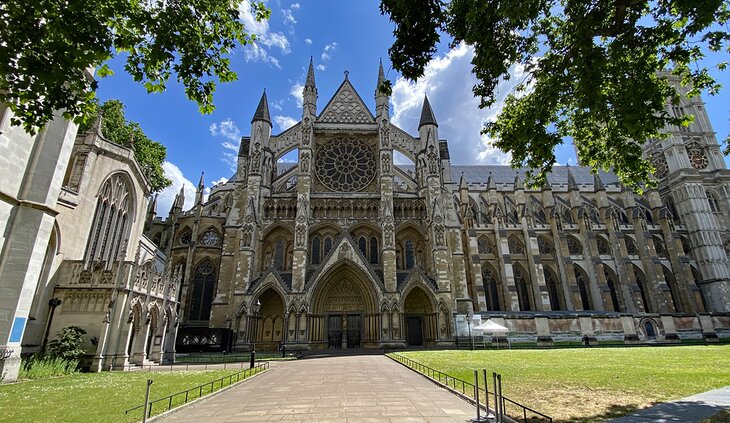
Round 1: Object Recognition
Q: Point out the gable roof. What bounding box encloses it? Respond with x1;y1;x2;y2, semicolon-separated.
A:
318;76;375;124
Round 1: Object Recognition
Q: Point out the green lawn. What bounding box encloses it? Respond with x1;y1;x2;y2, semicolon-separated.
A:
395;345;730;422
0;369;245;423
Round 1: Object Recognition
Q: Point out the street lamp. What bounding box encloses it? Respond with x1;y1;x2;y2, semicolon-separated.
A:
249;299;261;369
467;311;474;351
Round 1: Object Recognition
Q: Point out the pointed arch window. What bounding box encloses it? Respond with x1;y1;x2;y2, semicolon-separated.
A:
544;268;562;311
604;267;621;312
189;259;217;321
708;192;720;213
482;267;501;311
597;236;611;256
369;237;378;264
274;239;285;270
567;236;583;255
515;267;532;311
311;237;321;265
84;174;132;268
358;236;367;257
405;240;415;269
575;267;591;311
324;236;333;257
635;268;651;313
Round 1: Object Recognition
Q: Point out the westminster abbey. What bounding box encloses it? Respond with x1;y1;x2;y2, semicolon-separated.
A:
2;61;729;382
148;62;729;352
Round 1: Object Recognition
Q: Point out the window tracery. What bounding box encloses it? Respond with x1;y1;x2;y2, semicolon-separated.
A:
315;138;376;192
84;174;132;268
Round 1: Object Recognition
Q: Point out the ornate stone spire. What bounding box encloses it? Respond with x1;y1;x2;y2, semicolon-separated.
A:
594;173;605;192
514;173;523;190
303;57;318;117
486;172;496;190
195;172;205;205
567;166;578;191
418;95;438;129
252;90;271;125
458;172;468;190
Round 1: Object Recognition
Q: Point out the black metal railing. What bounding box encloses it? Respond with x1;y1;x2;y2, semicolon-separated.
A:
388;353;552;423
124;362;269;419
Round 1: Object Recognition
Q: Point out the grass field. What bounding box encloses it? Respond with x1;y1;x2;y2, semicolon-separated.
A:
0;369;246;423
396;345;730;422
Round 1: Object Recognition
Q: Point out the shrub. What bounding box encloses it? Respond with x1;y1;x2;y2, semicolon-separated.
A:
48;326;87;361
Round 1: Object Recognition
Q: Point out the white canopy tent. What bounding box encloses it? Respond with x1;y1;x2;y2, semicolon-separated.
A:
475;319;510;349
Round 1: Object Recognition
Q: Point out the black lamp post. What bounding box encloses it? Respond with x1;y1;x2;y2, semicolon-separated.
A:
467;311;474;351
249;299;260;369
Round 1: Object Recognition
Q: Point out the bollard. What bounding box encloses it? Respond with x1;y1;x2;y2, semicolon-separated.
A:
142;379;153;423
474;370;481;421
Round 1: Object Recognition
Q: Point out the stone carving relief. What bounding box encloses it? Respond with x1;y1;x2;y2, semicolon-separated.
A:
250;142;262;173
300;151;310;173
301;117;312;146
381;153;391;174
319;88;372;124
379;119;391;147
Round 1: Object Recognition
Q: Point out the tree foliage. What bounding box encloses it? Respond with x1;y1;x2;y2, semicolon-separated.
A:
380;0;730;190
79;99;171;192
0;0;269;134
48;326;87;362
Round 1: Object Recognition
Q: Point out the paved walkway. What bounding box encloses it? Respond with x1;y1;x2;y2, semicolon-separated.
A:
160;355;477;422
608;386;730;423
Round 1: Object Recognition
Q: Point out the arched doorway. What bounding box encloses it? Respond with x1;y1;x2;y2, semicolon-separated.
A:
311;263;379;349
256;288;285;350
403;287;435;346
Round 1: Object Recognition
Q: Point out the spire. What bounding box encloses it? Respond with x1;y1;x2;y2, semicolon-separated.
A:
303;57;318;117
178;185;185;210
252;90;271;125
169;193;179;216
486;172;496;190
377;58;385;87
418;95;438;129
306;56;316;87
195;172;205;205
594;173;605;192
514;173;523;190
567;166;578;191
458;172;468;190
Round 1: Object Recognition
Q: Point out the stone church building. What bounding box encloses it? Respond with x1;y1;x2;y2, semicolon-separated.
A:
1;60;729;382
149;62;730;353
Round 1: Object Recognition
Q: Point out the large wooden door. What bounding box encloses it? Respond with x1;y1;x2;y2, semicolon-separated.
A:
407;316;423;346
328;315;342;348
347;314;361;348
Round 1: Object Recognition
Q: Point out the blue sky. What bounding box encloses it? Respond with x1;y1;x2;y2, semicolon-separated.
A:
95;1;730;216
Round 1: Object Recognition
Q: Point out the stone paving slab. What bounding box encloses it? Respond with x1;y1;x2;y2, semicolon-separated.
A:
159;355;477;423
608;386;730;423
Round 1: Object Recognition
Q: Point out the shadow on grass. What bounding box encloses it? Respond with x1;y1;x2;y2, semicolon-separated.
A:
554;403;646;422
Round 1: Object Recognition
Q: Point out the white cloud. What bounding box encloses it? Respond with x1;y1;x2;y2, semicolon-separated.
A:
391;43;524;165
304;38;312;45
321;42;338;61
316;64;326;71
210;118;242;171
205;176;230;197
282;3;300;26
290;82;304;107
274;115;298;132
239;0;290;66
157;162;197;217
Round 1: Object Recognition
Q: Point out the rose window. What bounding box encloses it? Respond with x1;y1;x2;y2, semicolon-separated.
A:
315;138;376;192
200;230;220;246
652;151;669;179
686;143;709;170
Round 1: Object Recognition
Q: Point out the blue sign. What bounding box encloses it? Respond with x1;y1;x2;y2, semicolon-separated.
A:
9;317;26;343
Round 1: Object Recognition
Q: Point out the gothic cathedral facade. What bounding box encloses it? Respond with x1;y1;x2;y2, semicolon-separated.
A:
148;62;730;352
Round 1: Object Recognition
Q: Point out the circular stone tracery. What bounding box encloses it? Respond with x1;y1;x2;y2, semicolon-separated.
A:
315;138;376;192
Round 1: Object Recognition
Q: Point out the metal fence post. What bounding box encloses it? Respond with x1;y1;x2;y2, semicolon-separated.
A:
497;374;503;423
483;369;489;418
474;370;481;422
142;379;153;423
